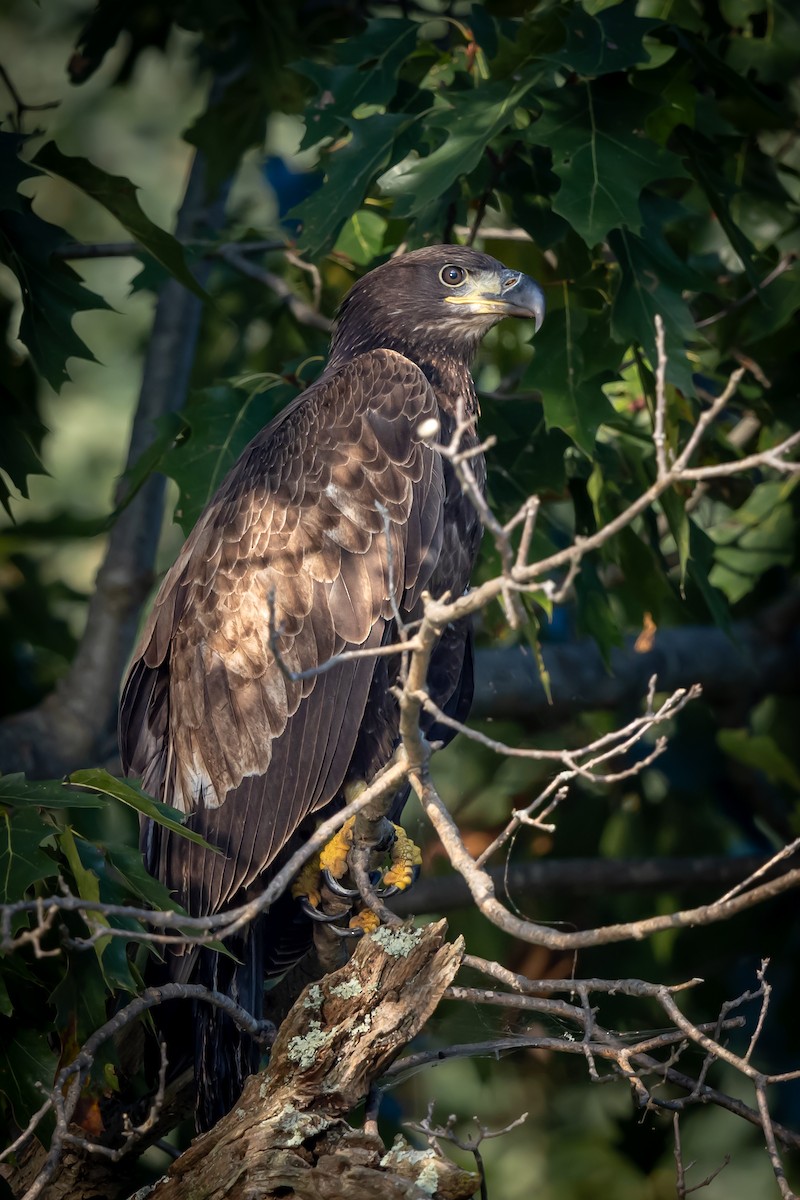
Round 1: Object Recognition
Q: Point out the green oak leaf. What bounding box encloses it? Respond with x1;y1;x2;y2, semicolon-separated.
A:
296;17;419;149
0;134;111;390
0;1028;59;1129
67;770;220;852
575;557;622;665
609;226;697;394
660;488;690;591
718;729;800;791
0;805;58;902
294;112;417;260
686;519;731;633
547;5;662;77
673;127;760;289
49;954;112;1048
32;141;207;301
525;304;616;454
379;74;540;218
529;85;688;246
103;841;182;911
185;72;271;198
709;479;797;604
334;210;388;266
0;774;105;809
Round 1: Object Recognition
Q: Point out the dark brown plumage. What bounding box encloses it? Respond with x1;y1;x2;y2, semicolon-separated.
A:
119;244;544;1127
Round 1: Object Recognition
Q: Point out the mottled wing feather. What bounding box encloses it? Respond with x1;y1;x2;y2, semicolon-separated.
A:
120;349;444;914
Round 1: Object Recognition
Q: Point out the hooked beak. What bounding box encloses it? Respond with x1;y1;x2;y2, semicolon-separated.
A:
443;267;545;332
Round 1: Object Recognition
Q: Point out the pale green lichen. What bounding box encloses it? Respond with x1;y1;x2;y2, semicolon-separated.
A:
380;1137;441;1196
330;978;362;999
275;1103;329;1147
349;1013;372;1036
234;1107;246;1120
303;983;324;1009
416;1160;440;1196
287;1020;332;1069
370;925;421;958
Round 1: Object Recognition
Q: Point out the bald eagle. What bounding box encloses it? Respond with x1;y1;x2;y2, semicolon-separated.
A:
119;245;544;1127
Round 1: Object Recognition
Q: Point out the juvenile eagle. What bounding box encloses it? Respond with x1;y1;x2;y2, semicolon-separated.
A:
119;245;544;1127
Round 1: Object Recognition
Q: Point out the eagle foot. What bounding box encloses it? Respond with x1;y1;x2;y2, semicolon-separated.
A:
294;817;422;934
378;824;423;896
349;910;381;934
291;854;324;908
318;817;422;899
318;815;356;879
293;852;354;924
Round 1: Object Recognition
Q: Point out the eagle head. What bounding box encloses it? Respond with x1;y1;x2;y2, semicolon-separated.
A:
330;244;545;368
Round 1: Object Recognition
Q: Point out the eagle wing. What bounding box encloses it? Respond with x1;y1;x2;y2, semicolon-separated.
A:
119;348;445;915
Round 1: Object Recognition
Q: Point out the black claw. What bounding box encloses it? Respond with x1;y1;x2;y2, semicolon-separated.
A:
373;863;421;900
329;923;364;939
298;897;350;924
320;869;361;899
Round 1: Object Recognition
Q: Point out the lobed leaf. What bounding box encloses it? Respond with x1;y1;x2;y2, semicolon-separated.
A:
32;141;207;300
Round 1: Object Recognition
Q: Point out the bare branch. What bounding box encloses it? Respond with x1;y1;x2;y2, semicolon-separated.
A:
654;313;669;479
8;983;275;1200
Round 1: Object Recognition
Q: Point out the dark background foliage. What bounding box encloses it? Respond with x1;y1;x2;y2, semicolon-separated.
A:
0;0;798;1195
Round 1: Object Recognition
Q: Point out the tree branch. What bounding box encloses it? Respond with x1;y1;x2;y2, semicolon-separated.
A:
470;600;800;724
390;853;792;916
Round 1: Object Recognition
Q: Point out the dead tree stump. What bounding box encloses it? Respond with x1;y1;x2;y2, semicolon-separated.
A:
145;920;478;1200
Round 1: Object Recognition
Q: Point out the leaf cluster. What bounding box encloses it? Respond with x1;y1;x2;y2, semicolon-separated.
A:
0;769;212;1137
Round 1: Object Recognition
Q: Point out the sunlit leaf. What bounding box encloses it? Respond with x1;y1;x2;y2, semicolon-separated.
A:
334;209;388;266
718;729;800;791
709;480;797;604
67;770;221;852
380;73;540;218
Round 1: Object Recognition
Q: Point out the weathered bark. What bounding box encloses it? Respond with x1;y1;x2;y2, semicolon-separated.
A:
146;920;476;1200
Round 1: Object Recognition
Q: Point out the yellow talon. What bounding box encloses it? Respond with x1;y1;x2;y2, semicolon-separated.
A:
319;815;355;879
349;910;380;933
291;855;323;906
381;824;423;891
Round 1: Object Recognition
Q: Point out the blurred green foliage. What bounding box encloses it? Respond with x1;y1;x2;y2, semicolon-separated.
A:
0;0;798;1195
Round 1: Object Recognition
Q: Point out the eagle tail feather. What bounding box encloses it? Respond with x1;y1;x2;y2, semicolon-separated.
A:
194;920;264;1131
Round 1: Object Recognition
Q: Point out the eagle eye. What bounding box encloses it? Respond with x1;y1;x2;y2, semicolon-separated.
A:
439;264;466;287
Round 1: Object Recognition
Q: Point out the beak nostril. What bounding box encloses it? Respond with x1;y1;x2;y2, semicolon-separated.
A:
503;275;520;290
